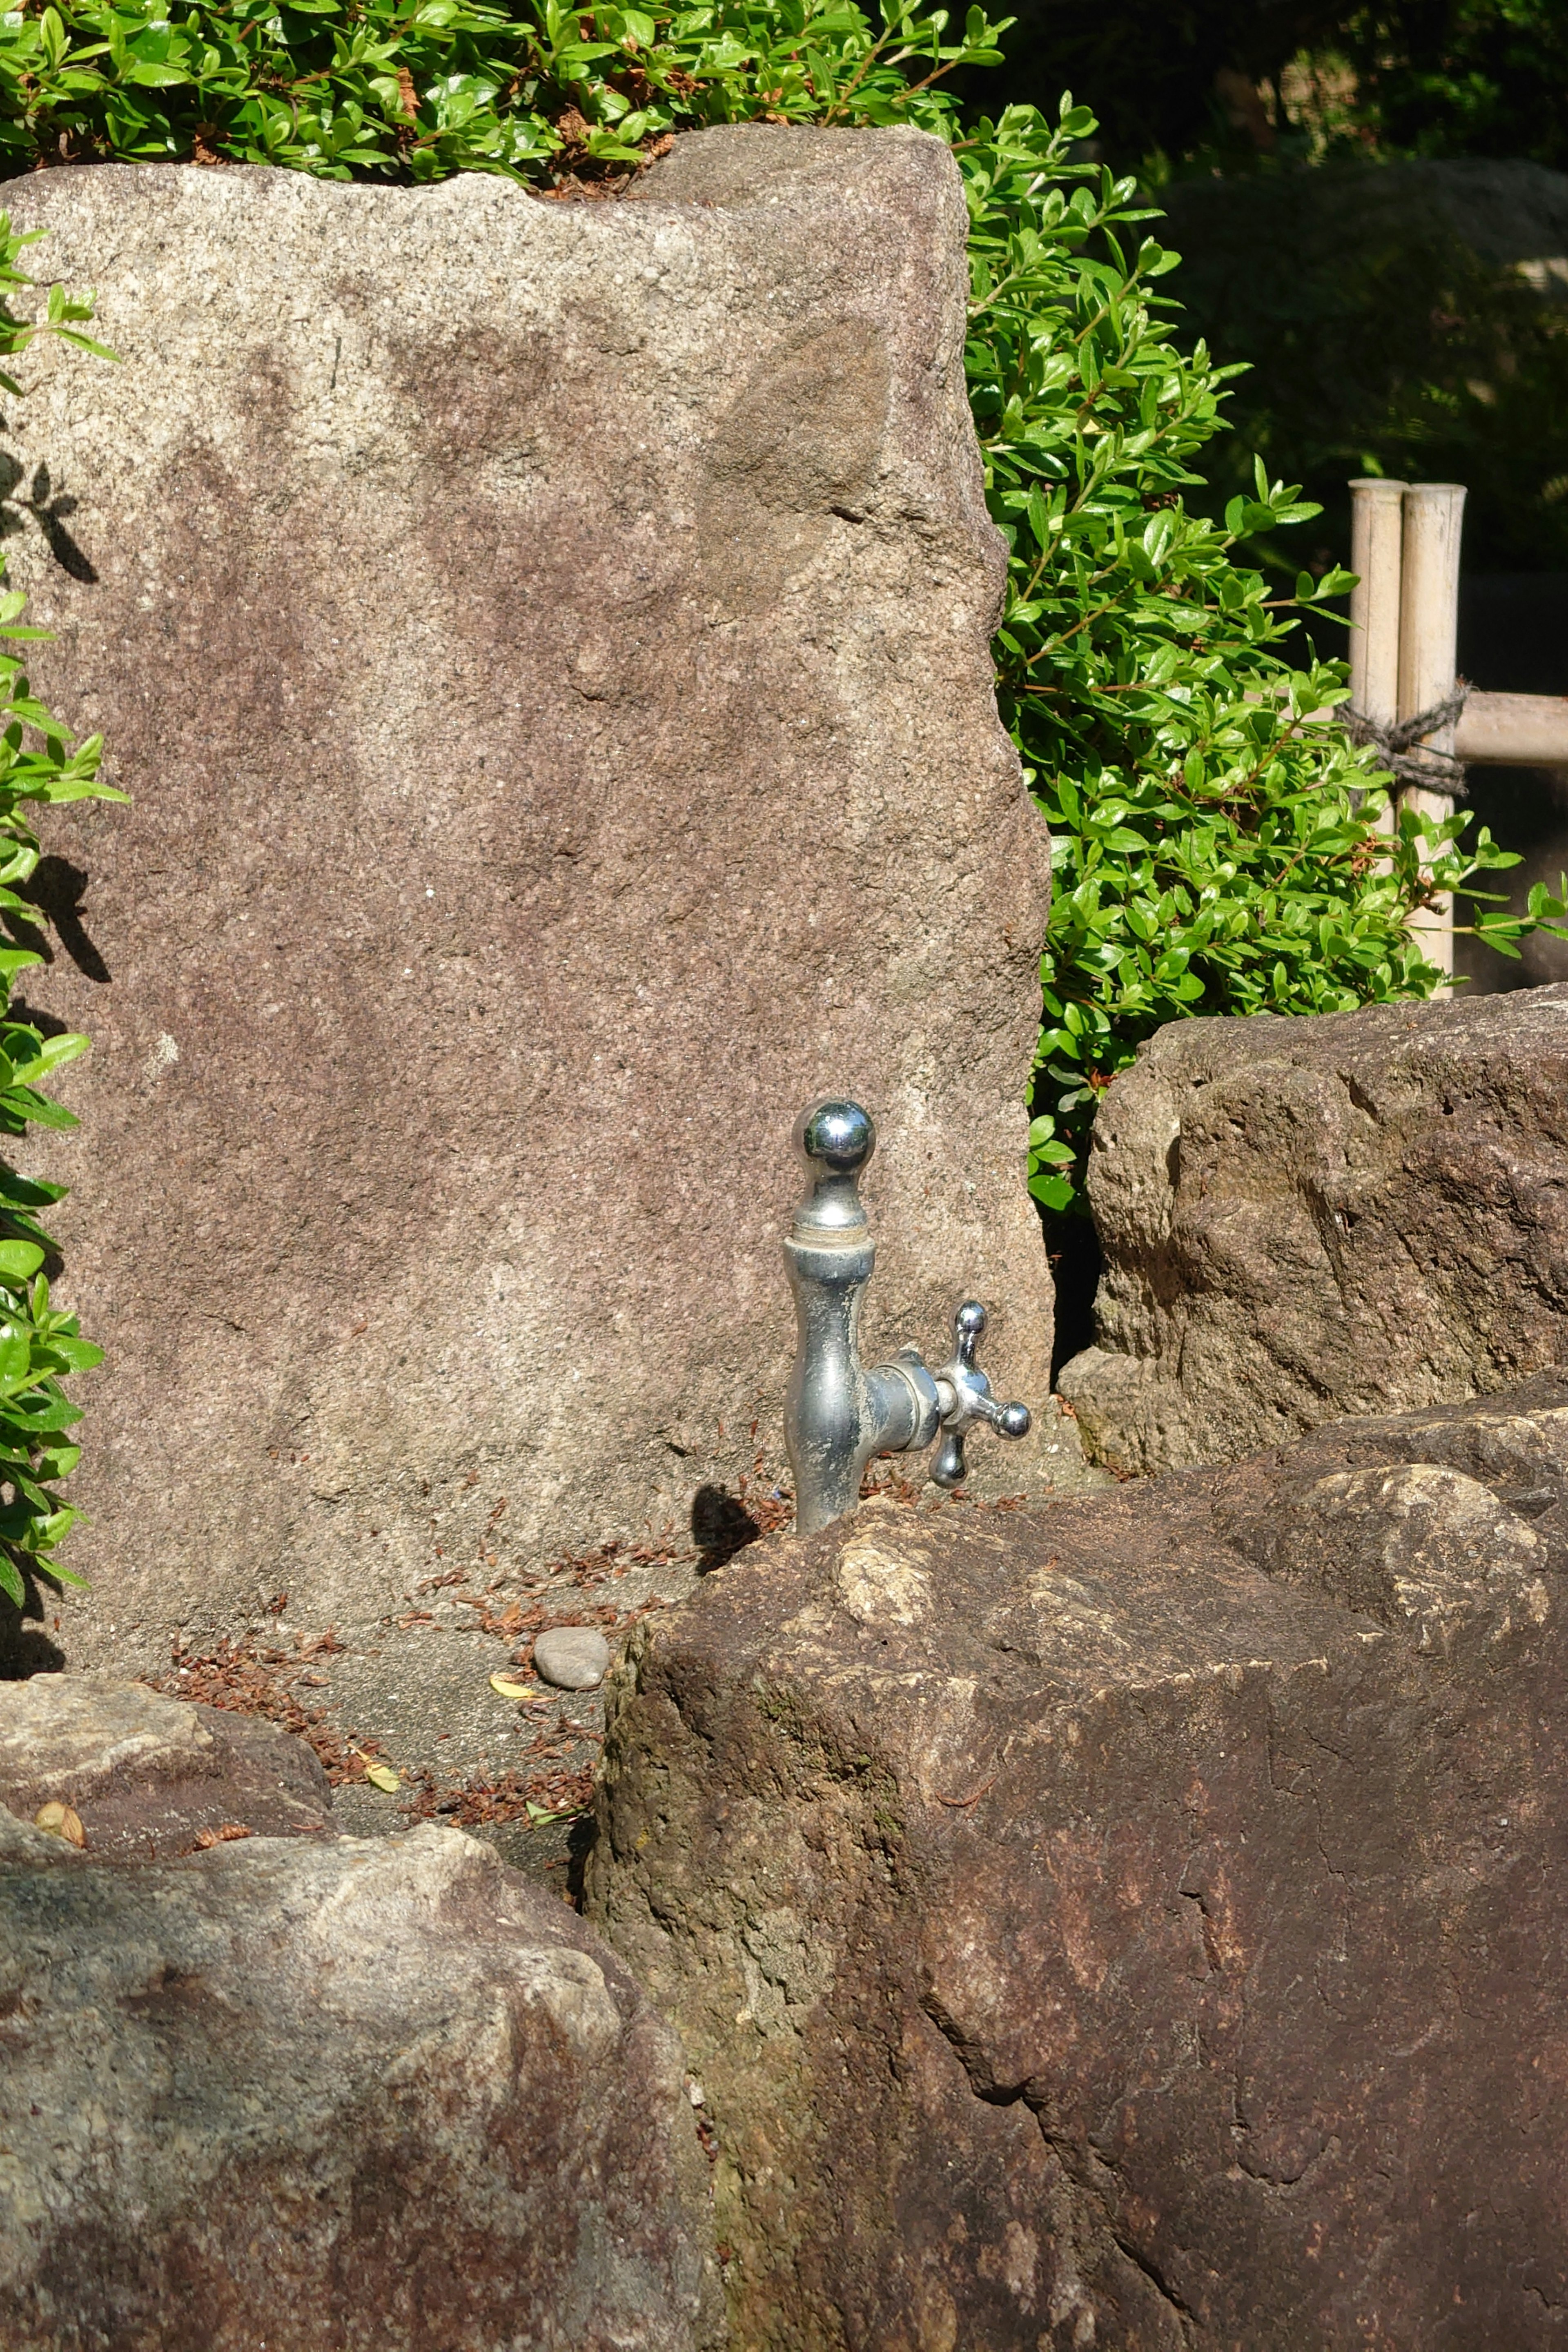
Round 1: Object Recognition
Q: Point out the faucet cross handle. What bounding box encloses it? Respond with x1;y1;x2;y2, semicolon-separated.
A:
931;1300;1032;1491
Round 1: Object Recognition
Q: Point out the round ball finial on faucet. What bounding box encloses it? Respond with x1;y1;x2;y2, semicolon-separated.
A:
792;1098;875;1237
797;1097;875;1176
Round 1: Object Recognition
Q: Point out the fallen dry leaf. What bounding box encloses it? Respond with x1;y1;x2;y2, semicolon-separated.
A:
363;1762;401;1793
193;1822;254;1849
489;1673;549;1704
34;1800;85;1848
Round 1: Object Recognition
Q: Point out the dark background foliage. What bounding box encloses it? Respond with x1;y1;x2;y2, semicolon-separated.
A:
981;0;1568;176
978;0;1568;579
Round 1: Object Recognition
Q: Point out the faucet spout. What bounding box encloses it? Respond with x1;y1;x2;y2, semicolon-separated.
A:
781;1097;1024;1535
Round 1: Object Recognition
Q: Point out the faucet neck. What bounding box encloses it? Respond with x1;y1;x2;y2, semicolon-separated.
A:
784;1225;877;1533
792;1163;869;1241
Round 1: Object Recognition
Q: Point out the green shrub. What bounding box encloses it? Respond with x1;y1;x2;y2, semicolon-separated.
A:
0;221;120;1606
963;115;1557;1214
0;0;1552;1244
0;0;1004;179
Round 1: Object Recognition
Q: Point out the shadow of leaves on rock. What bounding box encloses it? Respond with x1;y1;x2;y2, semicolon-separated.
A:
0;456;98;582
0;1570;65;1680
28;858;111;983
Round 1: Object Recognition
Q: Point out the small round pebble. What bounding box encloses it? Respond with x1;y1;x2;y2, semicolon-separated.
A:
532;1626;612;1690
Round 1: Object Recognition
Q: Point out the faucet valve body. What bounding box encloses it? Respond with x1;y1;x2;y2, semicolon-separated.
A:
783;1099;1031;1534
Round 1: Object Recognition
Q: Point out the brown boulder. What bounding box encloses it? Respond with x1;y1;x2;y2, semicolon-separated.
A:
1060;986;1568;1472
587;1379;1568;2349
1;1814;719;2350
0;1670;332;1858
0;128;1050;1679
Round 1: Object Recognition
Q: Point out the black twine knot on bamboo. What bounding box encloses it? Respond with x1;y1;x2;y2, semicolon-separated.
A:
1344;682;1470;800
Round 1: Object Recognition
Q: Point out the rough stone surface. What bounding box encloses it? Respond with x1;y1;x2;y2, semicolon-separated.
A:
1058;987;1568;1474
535;1626;613;1690
0;130;1050;1679
1;1815;719;2350
587;1378;1568;2350
0;1670;332;1857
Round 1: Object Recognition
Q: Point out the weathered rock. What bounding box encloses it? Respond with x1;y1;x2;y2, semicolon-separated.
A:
1;1815;719;2350
587;1377;1568;2350
1058;986;1568;1474
0;129;1050;1681
0;1670;332;1858
535;1626;613;1690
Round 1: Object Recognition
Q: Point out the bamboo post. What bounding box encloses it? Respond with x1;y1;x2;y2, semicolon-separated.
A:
1397;482;1468;984
1349;477;1408;850
1348;477;1407;739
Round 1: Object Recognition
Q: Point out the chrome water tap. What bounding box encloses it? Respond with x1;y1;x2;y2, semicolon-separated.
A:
782;1098;1031;1535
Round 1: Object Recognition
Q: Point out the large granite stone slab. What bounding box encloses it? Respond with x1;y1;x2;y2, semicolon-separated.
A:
587;1379;1568;2349
1060;987;1568;1474
1;1813;719;2349
0;129;1049;1673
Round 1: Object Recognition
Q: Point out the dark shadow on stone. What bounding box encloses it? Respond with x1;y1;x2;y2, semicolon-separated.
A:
24;857;110;983
6;996;74;1040
1045;1207;1103;1385
0;1583;65;1680
565;1809;597;1910
33;506;97;584
0;450;23;542
18;462;96;582
0;454;99;579
691;1482;761;1573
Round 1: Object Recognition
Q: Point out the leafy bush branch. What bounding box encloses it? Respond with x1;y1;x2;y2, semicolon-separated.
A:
0;219;120;1606
0;0;1003;180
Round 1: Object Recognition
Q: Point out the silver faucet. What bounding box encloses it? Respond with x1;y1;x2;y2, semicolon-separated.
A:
782;1098;1031;1534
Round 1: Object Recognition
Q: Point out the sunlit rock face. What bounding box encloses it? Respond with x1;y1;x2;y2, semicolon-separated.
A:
0;130;1050;1673
589;1378;1568;2350
1061;986;1568;1474
0;1805;719;2350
